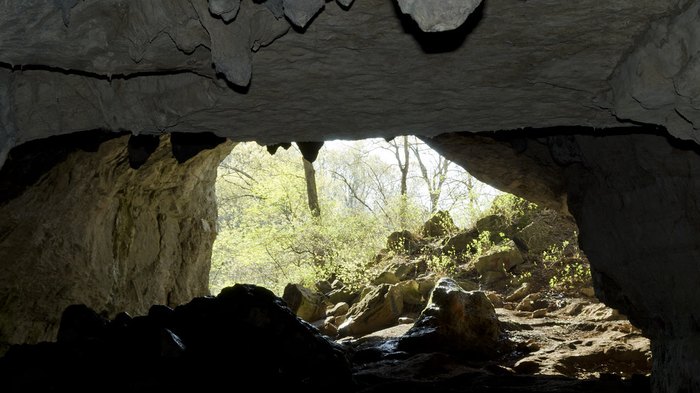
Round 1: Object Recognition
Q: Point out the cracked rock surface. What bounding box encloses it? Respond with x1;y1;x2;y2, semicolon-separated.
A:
0;0;689;167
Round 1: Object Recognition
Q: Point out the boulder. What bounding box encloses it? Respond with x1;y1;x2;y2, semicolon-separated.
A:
396;280;424;306
420;210;458;238
386;230;421;254
0;284;352;391
338;284;403;337
416;275;438;298
474;240;524;275
506;282;533;303
371;271;400;285
513;210;577;254
442;229;479;255
481;270;508;285
327;302;350;317
328;288;357;305
486;292;504;308
456;279;479;291
385;258;428;281
516;293;548;312
398;278;503;358
475;214;509;238
282;284;325;322
315;280;333;295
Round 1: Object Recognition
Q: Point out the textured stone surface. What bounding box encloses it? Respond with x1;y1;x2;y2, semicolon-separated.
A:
283;283;326;322
338;284;403;337
474;241;524;275
0;284;353;391
397;0;483;32
610;1;700;144
283;0;325;28
0;0;681;166
0;135;232;352
399;278;502;357
562;132;700;392
1;1;700;391
423;132;569;212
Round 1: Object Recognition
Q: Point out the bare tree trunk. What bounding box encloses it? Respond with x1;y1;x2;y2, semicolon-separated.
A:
303;158;321;217
400;135;409;196
410;138;450;214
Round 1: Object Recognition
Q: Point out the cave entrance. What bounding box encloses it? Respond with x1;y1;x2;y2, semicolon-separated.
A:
209;136;651;383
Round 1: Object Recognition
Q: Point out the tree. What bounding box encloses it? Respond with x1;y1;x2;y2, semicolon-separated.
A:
303;158;320;217
386;136;411;228
210;139;500;295
410;139;450;214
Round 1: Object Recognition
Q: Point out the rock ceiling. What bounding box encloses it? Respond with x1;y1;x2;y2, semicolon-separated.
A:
0;0;698;168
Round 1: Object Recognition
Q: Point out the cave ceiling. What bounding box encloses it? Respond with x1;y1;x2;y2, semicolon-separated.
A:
1;0;699;168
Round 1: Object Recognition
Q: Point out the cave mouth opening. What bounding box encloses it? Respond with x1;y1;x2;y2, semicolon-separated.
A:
0;128;662;391
210;135;652;384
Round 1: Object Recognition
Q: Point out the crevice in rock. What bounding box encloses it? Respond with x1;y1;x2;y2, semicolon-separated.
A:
0;62;213;82
0;61;215;83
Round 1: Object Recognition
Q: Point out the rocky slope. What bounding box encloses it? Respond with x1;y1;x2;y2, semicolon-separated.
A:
282;205;651;382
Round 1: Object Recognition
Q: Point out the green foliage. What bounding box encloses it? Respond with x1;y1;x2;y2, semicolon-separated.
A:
467;230;494;257
466;230;512;258
426;252;458;277
542;238;592;292
210;140;503;296
211;142;435;295
488;193;538;228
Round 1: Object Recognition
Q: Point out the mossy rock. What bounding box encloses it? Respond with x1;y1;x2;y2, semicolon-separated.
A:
386;230;421;254
421;210;458;238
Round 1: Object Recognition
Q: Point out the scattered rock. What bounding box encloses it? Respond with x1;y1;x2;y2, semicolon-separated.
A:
398;317;415;324
476;214;509;238
282;283;326;322
420;210;458;238
338;284;403;337
398;278;503;357
576;303;626;322
506;282;533;303
372;271;400;285
0;284;352;391
486;292;504;308
531;309;547;318
396;280;423;306
328;287;357;305
580;287;596;298
474;240;524;275
442;229;479;254
386;230;421;254
327;302;349;317
516;293;547;312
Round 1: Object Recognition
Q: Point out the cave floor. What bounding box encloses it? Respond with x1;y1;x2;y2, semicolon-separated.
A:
343;297;651;392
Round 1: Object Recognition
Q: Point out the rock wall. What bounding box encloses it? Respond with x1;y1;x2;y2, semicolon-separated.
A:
0;134;232;352
427;129;700;392
566;133;700;393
